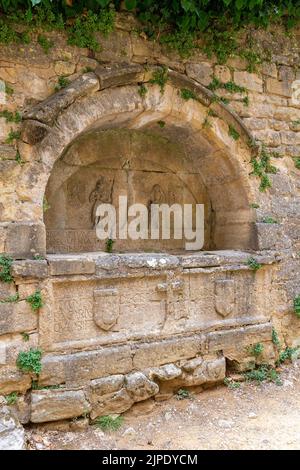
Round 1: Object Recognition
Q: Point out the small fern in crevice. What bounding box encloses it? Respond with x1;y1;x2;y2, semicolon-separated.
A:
276;347;299;365
272;328;281;350
149;67;168;94
16;348;42;375
294;296;300;318
247;257;262;272
180;88;198;101
228;124;240;140
26;290;43;311
248;343;264;358
0;254;13;283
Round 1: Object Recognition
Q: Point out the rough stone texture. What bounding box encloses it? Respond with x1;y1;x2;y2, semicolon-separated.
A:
233;71;263;92
186;62;213;86
0;17;299;425
0;398;25;450
11;260;48;279
4;222;46;258
30;390;91;423
125;372;159;402
0;301;38;336
149;364;182;381
0;145;16;161
95;63;144;89
181;357;226;386
0;367;31;394
89;389;133;420
23;73;99;125
48;257;95;276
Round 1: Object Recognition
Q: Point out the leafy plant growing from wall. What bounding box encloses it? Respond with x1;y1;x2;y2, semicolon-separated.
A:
5;392;18;405
105;238;114;253
294;296;300;318
26;290;43;311
246;257;262;272
272;328;281;350
0;254;13;283
5;129;20;144
180;88;198;101
248;343;264;358
16;348;42;375
150;67;168;94
276;347;299;365
294;158;300;170
54;76;70;91
0;110;22;123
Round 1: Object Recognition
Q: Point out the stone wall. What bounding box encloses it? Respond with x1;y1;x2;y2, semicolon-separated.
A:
0;14;299;426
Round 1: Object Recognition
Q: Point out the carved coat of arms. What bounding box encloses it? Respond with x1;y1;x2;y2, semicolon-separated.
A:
214;279;235;317
93;288;119;331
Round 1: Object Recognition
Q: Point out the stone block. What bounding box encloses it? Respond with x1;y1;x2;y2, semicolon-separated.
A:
11;260;48;279
23;73;99;125
0;366;31;394
181;357;225;386
89;375;124;396
21;120;50;145
186;62;213;86
266;78;292;97
132;335;205;369
54;61;76;76
148;363;182;381
255;222;291;250
125;372;159;402
30;389;90;423
262;62;277;78
39;346;133;386
95;63;144;89
10;395;30;424
280;131;300;145
48;257;95;276
0;400;25;450
90;388;133;420
233;71;263;93
253;130;281;147
4;222;46;259
208;323;272;353
214;65;231;83
0;301;38;336
0;144;16;161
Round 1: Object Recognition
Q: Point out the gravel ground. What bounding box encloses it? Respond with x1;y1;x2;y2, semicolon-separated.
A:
25;360;300;450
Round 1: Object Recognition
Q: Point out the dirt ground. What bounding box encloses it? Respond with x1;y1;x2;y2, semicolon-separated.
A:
25;361;300;451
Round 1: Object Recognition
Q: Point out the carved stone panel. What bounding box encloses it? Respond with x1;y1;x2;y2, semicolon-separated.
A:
214;279;235;317
93;288;119;331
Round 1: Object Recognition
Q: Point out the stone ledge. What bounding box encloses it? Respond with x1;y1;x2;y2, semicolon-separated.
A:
95;63;144;89
48;257;95;276
11;260;48;279
22;72;100;126
38;323;272;388
208;322;272;353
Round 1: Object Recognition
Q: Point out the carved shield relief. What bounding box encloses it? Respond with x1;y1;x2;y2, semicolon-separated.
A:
93;288;119;331
214;279;235;317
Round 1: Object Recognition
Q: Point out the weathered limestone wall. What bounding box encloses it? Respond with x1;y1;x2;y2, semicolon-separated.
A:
0;14;299;425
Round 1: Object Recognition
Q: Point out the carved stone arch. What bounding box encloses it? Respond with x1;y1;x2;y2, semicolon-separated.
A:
4;64;262;257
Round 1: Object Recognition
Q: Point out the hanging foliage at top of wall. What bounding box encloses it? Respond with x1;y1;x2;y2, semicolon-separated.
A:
1;1;299;30
0;1;299;60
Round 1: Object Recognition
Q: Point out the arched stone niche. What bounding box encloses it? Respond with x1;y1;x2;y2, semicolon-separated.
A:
14;64;259;257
